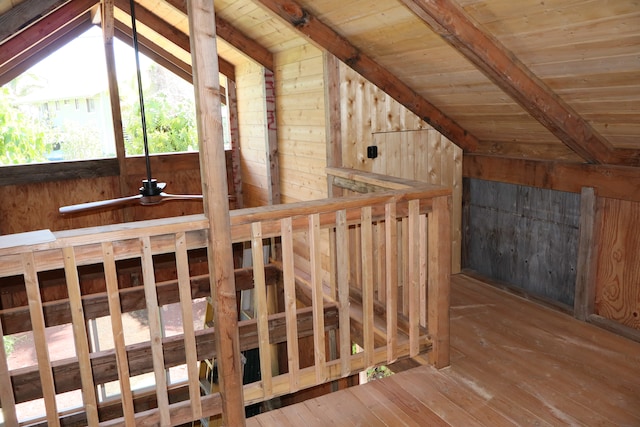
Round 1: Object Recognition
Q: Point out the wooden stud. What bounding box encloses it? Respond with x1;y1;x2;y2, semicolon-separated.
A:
140;236;171;426
427;196;451;368
408;199;420;357
419;213;428;328
188;0;245;424
63;247;99;426
174;232;202;419
281;217;300;392
103;242;136;424
22;252;60;426
385;202;398;364
309;213;327;383
0;304;18;425
574;187;598;320
360;206;375;369
251;222;273;398
335;209;351;377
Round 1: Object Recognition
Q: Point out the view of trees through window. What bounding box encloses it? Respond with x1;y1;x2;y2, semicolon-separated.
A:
1;25;230;167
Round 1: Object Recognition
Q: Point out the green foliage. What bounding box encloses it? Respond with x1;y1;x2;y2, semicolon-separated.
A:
0;86;49;165
3;335;18;357
366;365;393;381
122;64;197;155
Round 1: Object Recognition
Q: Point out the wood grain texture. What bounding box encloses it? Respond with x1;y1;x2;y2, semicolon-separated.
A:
248;273;640;427
595;197;640;330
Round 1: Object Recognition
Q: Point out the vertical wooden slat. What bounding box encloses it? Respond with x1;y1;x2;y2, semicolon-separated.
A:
335;209;351;376
63;247;99;426
102;242;136;424
175;232;202;419
401;217;409;316
281;217;300;392
0;303;18;426
309;213;326;383
264;69;281;205
361;206;374;369
140;236;170;426
324;51;343;197
228;80;244;209
408;199;420;357
385;202;398;364
574;187;597;321
251;222;273;398
188;0;245;423
419;214;428;328
22;252;60;426
428;196;451;368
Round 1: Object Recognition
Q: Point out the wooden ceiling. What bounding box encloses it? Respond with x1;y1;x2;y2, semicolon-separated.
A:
1;0;639;167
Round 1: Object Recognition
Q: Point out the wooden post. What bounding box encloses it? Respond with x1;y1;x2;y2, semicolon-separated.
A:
574;187;598;320
428;195;451;368
187;1;245;425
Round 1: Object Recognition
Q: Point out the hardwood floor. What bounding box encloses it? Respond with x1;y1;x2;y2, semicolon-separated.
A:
246;273;640;426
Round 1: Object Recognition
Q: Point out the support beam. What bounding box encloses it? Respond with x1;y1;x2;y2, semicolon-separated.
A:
0;0;70;44
463;154;640;203
255;0;479;152
188;0;245;425
574;187;598;321
164;0;274;71
400;0;634;166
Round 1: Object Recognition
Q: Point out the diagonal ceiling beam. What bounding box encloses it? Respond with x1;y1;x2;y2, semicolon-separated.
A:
0;0;98;68
399;0;631;166
254;0;479;152
0;0;70;44
164;0;274;71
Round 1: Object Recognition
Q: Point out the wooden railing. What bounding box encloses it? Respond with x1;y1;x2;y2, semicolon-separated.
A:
0;172;450;426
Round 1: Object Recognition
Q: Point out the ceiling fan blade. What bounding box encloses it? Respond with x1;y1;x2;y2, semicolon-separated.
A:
59;194;143;215
138;192;203;206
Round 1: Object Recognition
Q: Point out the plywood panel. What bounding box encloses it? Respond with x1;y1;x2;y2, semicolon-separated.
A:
595;198;640;330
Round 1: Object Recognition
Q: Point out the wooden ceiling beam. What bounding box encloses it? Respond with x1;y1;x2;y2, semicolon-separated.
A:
254;0;479;152
0;0;70;44
400;0;637;166
0;13;94;86
0;0;98;68
113;19;236;82
164;0;274;71
463;154;640;203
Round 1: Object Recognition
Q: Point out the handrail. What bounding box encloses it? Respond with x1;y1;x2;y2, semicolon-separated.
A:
0;172;451;426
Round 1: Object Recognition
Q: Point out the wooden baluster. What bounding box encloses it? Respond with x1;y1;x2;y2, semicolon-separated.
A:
309;213;326;383
63;247;99;425
281;217;300;392
336;209;351;376
408;199;420;357
385;202;398;364
251;222;273;398
22;252;59;426
140;236;171;426
0;301;18;425
419;213;428;328
175;232;202;420
428;195;451;368
102;242;136;424
361;207;374;369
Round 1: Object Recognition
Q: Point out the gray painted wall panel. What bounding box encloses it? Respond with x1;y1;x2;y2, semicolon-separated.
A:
465;179;579;306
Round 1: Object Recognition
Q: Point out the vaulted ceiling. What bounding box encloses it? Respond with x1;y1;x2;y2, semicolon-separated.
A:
1;0;639;167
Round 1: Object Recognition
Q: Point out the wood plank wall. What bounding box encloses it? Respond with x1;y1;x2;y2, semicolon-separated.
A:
0;152;236;234
236;61;272;208
595;197;640;330
339;65;463;273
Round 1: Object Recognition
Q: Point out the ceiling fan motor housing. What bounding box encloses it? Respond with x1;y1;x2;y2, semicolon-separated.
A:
140;179;166;196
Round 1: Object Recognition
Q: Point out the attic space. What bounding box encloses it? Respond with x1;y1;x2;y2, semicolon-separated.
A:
0;0;639;425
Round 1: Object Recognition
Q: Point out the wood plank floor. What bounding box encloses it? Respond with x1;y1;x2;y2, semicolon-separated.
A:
246;273;640;426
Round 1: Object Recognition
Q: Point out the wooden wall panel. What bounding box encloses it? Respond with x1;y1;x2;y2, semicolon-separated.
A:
340;65;462;272
595;198;640;330
237;61;271;207
274;43;328;204
465;179;580;308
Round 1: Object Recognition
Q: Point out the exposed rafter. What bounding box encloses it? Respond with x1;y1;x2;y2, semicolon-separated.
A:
0;0;98;70
164;0;274;71
399;0;636;166
0;12;94;86
0;0;70;44
254;0;479;153
111;2;235;81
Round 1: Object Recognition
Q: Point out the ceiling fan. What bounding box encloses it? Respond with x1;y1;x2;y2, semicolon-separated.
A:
59;0;203;215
